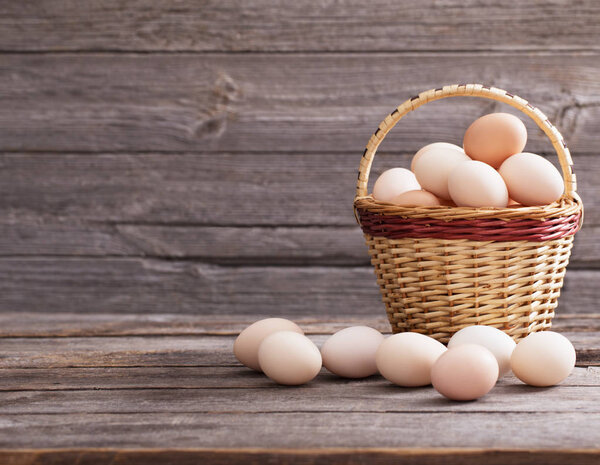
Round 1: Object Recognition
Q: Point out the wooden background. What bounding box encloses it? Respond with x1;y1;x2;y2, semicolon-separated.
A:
1;0;599;319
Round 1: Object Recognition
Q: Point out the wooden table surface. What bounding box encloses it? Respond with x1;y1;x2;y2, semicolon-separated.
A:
0;312;598;464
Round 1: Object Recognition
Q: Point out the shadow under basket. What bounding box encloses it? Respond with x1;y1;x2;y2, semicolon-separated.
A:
353;84;583;343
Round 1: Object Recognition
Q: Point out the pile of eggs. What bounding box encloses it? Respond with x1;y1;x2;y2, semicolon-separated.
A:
234;318;576;401
373;113;564;208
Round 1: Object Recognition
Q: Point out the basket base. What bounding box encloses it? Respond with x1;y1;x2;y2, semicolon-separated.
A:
365;234;574;343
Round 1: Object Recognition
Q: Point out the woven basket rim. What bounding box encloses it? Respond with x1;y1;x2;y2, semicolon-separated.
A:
354;194;583;223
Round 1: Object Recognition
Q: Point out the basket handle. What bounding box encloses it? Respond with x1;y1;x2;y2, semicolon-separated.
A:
355;84;577;201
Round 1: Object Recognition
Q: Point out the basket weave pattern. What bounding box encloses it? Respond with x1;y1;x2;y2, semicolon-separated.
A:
354;84;583;343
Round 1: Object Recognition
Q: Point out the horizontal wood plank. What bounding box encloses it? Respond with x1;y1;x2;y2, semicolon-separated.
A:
2;54;600;153
2;1;600;52
0;332;597;369
0;222;598;268
0;259;596;315
1;449;599;465
1;382;599;415
2;365;598;391
0;412;597;449
0;153;597;227
0;312;595;338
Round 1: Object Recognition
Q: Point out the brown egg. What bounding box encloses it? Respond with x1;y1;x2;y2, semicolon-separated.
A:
390;189;442;207
463;113;527;168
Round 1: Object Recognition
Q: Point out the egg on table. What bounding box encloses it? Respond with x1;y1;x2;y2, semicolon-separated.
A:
463;113;527;168
376;332;447;386
412;144;471;200
448;160;509;208
499;152;564;206
448;325;516;376
234;318;303;371
372;168;421;202
431;344;499;401
320;326;385;378
510;331;576;387
258;331;322;385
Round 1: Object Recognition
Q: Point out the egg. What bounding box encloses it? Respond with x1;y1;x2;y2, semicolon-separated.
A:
258;331;322;385
508;198;521;206
320;326;385;378
411;142;465;171
448;325;516;376
431;344;499;401
448;160;509;208
510;331;576;387
498;152;564;206
390;189;442;207
463;113;527;168
375;332;447;386
413;145;471;200
234;318;303;371
372;168;421;203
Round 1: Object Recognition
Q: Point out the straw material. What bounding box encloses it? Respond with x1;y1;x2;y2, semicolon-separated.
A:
353;84;583;342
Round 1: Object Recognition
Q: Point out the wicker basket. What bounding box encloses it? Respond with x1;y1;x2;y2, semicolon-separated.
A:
354;84;583;343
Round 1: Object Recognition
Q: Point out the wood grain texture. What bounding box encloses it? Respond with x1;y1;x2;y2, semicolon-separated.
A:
1;449;599;465
0;312;595;337
0;153;597;227
1;377;599;414
2;366;598;391
0;412;597;449
1;0;599;52
1;312;595;337
2;54;600;153
0;317;596;461
0;331;597;369
0;259;596;315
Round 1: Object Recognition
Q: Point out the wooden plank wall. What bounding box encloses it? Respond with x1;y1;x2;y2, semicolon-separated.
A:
1;1;599;317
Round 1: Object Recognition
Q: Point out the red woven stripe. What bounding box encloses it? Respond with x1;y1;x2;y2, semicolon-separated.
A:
358;211;581;242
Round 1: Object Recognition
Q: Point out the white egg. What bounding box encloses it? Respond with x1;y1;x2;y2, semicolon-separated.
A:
321;326;385;378
375;332;447;386
411;142;465;171
448;325;516;376
499;152;564;206
448;160;509;208
234;318;303;371
413;146;471;200
372;168;421;202
258;331;322;385
510;331;576;387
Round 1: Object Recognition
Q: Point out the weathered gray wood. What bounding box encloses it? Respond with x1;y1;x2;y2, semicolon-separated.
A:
0;222;597;268
0;412;597;449
0;312;593;337
2;0;599;52
0;153;596;227
0;449;598;465
1;382;599;415
0;331;597;369
0;259;596;315
4;366;598;391
2;54;600;152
